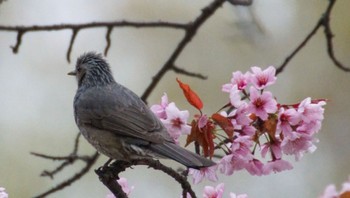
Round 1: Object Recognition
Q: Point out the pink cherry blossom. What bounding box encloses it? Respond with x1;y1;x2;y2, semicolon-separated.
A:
234;104;252;126
319;184;338;198
203;183;225;198
229;192;249;198
261;141;282;159
220;100;254;136
248;87;277;120
219;154;236;175
298;97;326;124
189;165;218;184
339;177;350;195
0;187;8;198
229;85;245;108
281;132;315;161
263;159;293;175
277;108;301;137
319;177;350;198
161;102;191;142
245;159;264;176
297;120;322;135
219;137;254;176
222;71;250;92
250;66;277;90
150;93;169;119
105;177;134;198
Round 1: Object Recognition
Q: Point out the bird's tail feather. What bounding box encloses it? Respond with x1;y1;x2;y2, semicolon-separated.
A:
150;142;215;169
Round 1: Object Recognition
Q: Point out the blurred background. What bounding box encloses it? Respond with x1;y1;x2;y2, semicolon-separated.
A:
0;0;349;197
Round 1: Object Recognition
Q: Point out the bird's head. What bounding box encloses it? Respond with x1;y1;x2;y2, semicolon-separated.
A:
68;52;115;87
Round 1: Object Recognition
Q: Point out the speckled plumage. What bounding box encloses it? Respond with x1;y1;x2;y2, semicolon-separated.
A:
69;52;215;168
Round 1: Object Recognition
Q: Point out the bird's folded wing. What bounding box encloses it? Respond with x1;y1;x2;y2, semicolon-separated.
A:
75;84;173;144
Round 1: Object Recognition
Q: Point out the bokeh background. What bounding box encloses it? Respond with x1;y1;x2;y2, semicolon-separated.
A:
0;0;349;197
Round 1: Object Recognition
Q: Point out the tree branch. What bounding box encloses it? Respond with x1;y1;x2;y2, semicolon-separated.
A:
0;20;187;61
95;159;196;198
276;0;348;75
141;0;226;101
322;0;350;72
31;133;100;198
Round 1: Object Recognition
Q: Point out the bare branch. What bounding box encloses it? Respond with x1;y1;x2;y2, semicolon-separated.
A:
141;0;226;101
104;26;114;56
0;21;187;32
96;159;196;198
33;152;99;198
276;17;322;75
322;0;350;72
276;0;348;75
0;20;187;59
10;30;25;53
67;28;78;62
172;65;208;79
32;133;101;197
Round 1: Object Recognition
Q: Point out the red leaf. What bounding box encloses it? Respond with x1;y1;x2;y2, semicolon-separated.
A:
176;78;203;110
211;113;234;139
186;119;215;158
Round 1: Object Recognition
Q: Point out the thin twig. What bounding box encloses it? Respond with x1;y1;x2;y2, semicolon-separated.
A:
322;0;350;71
141;0;226;101
67;28;78;62
172;65;207;80
276;0;348;74
104;26;113;56
0;20;187;60
34;152;99;198
10;30;25;53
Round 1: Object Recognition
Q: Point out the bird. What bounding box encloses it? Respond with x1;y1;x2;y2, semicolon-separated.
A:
68;52;215;169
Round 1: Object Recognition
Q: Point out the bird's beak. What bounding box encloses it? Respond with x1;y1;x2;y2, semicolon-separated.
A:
67;71;77;76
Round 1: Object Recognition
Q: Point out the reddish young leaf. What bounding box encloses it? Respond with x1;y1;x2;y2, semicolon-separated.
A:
186;119;215;158
211;113;234;139
176;78;203;110
340;191;350;198
264;115;278;141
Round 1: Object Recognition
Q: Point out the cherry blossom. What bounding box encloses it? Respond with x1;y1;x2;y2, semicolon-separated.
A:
229;85;245;108
219;137;254;176
261;141;282;159
281;132;315;161
298;97;326;124
189;165;218;184
319;184;338;198
161;102;191;142
250;66;277;90
245;159;264;176
319;176;350;198
203;183;225;198
263;159;293;174
276;107;301;137
0;188;8;198
248;87;277;120
150;93;169;119
222;71;250;92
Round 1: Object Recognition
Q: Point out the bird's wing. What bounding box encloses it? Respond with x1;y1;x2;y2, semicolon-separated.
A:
74;83;173;144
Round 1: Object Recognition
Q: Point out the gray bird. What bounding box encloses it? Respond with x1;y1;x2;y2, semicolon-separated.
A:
68;52;215;168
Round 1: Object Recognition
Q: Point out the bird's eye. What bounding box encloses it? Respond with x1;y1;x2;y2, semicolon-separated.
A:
77;67;81;72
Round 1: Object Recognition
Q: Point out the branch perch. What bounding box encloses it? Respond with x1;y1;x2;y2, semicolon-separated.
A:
95;159;196;198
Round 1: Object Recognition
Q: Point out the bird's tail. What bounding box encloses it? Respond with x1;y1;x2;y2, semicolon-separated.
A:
150;142;216;169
